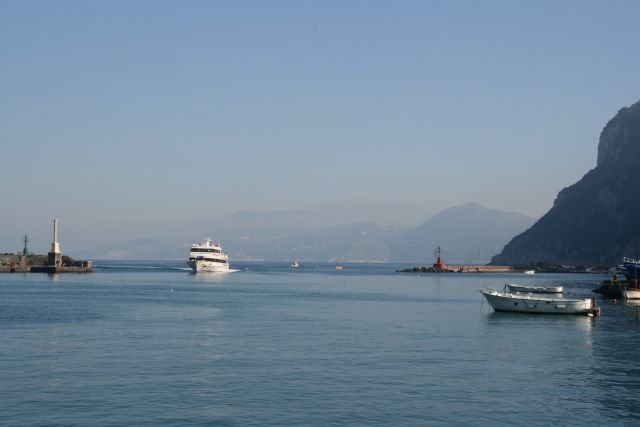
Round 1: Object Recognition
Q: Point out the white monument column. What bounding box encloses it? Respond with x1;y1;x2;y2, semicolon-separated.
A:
51;218;61;254
48;218;62;267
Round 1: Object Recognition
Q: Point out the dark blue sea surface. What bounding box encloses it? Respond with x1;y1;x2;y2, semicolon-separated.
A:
1;261;639;426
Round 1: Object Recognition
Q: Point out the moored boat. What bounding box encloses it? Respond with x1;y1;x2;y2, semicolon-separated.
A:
481;288;600;315
505;283;563;294
622;257;640;280
592;274;626;299
187;238;230;273
623;288;640;299
290;261;299;268
523;269;536;275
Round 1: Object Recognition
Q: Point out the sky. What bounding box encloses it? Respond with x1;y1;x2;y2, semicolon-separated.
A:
2;0;639;254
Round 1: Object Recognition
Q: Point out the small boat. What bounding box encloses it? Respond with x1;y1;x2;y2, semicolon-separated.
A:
290;261;299;268
523;269;536;275
480;288;600;315
505;283;563;294
335;264;343;270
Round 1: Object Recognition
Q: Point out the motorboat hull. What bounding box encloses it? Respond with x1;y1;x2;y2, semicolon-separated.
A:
505;284;563;294
481;288;597;315
623;288;640;299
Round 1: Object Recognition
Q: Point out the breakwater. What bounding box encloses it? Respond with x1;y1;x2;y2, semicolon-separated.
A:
399;264;514;273
0;254;92;273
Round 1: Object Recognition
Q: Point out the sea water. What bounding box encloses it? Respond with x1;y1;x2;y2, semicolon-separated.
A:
1;262;639;426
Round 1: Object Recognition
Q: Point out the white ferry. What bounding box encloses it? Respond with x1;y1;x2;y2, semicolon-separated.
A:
187;238;230;273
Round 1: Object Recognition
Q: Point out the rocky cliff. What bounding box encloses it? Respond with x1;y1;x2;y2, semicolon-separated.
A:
491;100;640;266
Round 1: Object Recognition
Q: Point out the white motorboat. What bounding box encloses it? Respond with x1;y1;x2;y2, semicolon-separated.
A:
623;288;640;299
524;269;536;275
505;283;564;294
187;238;230;273
481;288;599;315
290;261;299;268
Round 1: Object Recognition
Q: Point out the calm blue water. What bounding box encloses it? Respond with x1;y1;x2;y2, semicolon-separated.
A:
2;261;640;426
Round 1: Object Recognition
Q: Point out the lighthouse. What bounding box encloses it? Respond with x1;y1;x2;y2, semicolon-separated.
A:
47;218;63;267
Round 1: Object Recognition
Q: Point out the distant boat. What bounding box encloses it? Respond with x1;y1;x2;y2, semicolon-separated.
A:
481;288;599;315
335;264;343;270
187;238;230;273
290;261;299;268
523;269;536;275
505;283;563;294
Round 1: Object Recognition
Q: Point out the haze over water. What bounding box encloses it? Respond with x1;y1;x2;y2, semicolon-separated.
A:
3;2;640;253
2;263;639;426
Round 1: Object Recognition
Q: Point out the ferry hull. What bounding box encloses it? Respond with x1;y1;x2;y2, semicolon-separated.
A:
188;260;230;273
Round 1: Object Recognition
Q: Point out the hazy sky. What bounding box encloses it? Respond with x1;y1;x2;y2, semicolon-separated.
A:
2;0;639;254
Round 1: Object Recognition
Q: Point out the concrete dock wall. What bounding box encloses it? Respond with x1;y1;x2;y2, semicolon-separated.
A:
0;254;92;273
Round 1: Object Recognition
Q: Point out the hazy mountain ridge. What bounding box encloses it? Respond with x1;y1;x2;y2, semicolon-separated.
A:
197;210;328;239
84;203;535;263
492;99;640;266
224;222;404;262
390;203;535;264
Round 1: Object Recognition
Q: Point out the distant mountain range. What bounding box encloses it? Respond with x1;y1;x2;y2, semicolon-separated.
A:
389;203;535;264
84;203;535;264
492;99;640;267
84;99;640;266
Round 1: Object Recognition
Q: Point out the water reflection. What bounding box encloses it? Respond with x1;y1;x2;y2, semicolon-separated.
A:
483;311;597;342
191;271;232;283
485;310;595;324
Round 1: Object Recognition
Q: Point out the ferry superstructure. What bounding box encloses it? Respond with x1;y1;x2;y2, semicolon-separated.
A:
187;238;230;273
